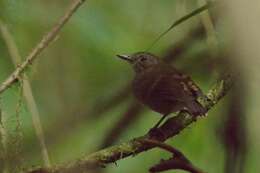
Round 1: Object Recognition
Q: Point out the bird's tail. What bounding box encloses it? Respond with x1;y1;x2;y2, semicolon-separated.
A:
186;100;207;116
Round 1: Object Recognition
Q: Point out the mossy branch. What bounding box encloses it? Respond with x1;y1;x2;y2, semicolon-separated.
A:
27;74;233;173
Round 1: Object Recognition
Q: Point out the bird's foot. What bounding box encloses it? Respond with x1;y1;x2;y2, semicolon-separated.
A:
181;109;198;118
148;127;166;140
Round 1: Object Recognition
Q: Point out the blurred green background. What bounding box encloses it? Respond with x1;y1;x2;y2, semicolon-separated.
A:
0;0;258;173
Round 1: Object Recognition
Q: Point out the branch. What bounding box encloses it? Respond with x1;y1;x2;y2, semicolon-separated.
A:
0;0;87;95
27;74;233;173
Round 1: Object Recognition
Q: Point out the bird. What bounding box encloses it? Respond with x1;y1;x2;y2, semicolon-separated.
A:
117;52;206;129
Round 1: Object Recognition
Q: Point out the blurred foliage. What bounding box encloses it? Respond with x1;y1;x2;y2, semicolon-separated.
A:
0;0;258;173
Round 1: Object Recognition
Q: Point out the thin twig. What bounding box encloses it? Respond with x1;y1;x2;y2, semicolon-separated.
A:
27;74;233;173
146;2;212;51
139;139;184;157
0;0;87;94
139;139;204;173
150;157;204;173
0;20;51;167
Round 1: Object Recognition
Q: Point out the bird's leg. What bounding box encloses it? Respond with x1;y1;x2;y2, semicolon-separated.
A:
153;114;168;129
148;114;168;139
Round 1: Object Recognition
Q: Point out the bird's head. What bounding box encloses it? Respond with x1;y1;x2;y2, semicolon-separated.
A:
117;52;160;73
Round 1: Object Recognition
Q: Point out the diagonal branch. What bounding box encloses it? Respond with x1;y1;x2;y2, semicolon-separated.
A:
0;0;87;95
27;74;233;173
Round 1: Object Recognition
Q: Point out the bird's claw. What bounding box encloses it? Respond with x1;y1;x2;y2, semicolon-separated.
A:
148;127;166;140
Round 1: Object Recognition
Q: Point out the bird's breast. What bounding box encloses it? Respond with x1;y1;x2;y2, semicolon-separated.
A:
133;73;158;101
132;71;179;115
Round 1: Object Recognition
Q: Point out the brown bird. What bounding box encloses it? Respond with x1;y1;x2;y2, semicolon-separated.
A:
117;52;206;129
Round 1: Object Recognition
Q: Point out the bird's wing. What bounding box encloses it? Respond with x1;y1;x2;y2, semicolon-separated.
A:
171;71;203;98
148;69;201;102
148;73;193;102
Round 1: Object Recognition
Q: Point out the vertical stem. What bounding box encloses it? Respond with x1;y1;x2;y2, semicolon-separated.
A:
0;20;51;167
197;0;218;53
0;99;8;173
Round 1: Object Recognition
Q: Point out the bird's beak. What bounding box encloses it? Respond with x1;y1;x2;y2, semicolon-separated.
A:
116;54;133;63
